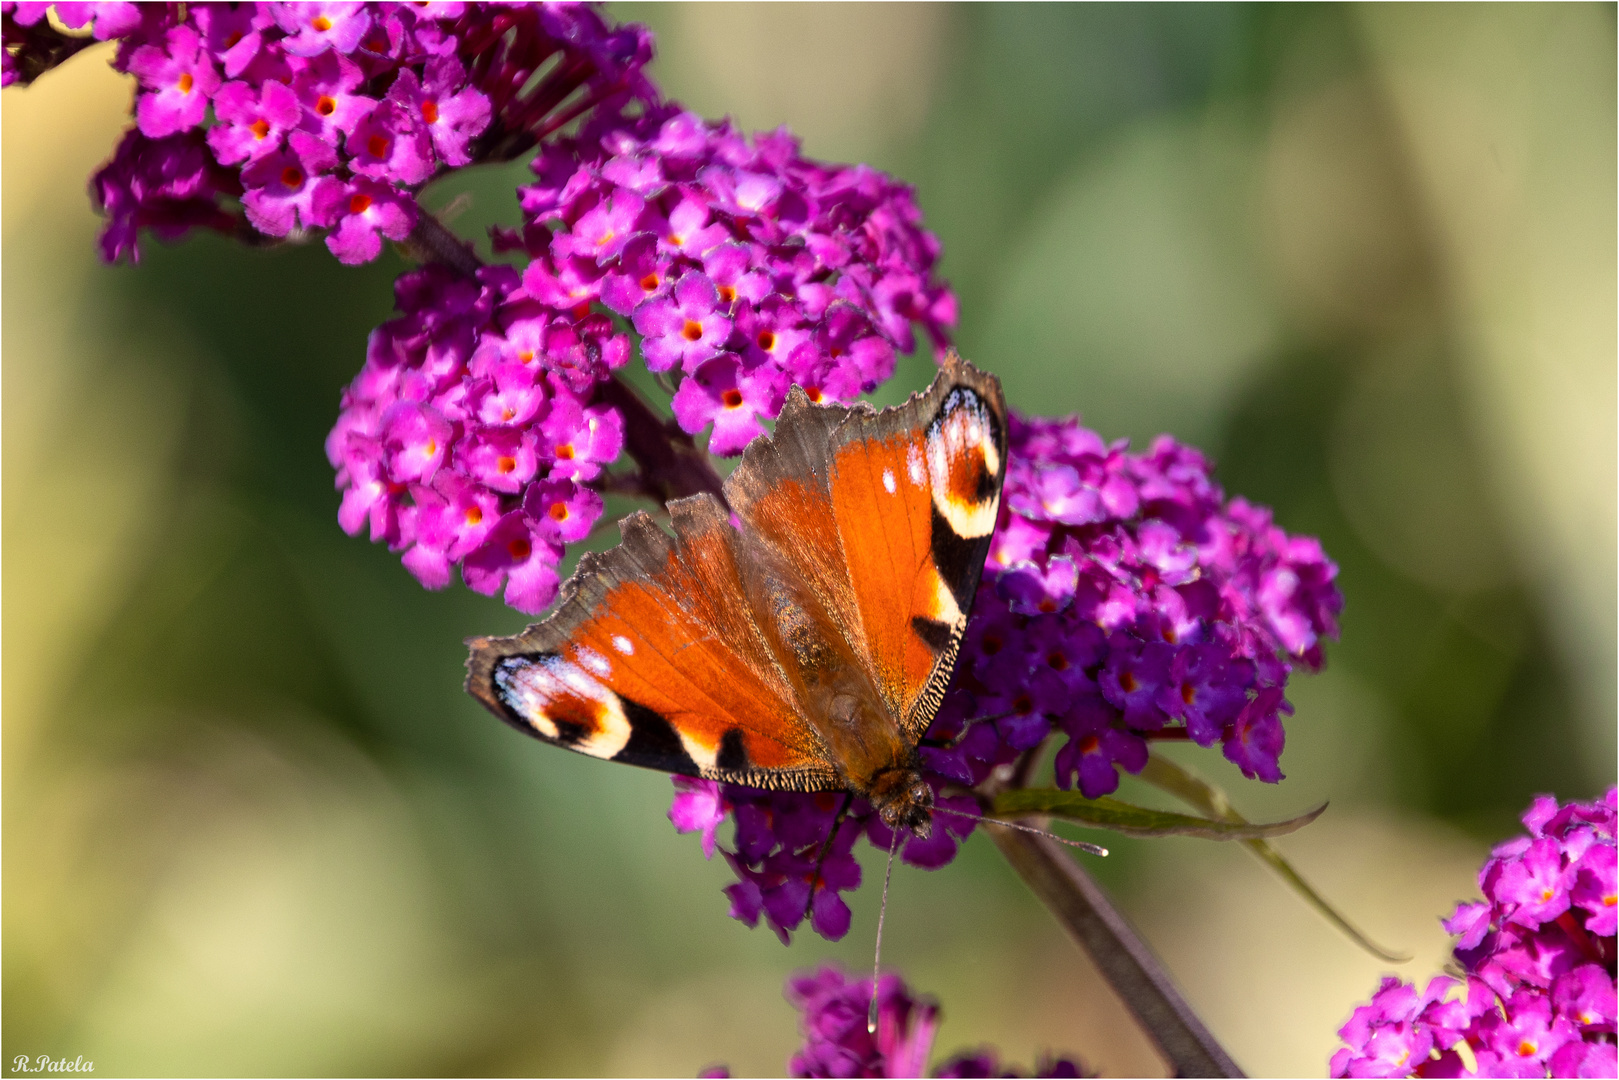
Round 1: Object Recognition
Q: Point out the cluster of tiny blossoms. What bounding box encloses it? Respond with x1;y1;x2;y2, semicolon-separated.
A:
3;2;652;264
671;413;1343;943
1332;790;1616;1079
503;104;954;452
701;966;1086;1079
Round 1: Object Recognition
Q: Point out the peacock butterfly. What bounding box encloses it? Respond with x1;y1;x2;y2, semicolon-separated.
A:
464;351;1007;838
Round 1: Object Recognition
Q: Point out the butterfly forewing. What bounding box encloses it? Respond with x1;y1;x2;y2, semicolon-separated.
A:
822;356;1006;736
466;498;840;791
723;351;1006;739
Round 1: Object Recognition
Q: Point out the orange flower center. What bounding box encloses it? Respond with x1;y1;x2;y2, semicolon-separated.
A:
721;389;744;409
1047;651;1068;671
639;273;660;291
349;193;373;215
177;72;194;93
804;387;823;403
1119;671;1138;693
464;506;483;526
1181;682;1196;705
548;502;569;522
717;284;736;303
507;537;531;560
280;165;304;188
316;95;337;117
756;330;775;351
420;99;438;124
367;133;389;159
681;320;704;342
311;15;332;32
250;119;271;140
1078;734;1100;755
555;444;575;460
495;456;516;474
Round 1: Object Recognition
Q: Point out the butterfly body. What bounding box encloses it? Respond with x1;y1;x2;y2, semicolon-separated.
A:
465;352;1007;838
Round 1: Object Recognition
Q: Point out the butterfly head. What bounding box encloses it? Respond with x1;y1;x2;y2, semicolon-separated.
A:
868;766;935;839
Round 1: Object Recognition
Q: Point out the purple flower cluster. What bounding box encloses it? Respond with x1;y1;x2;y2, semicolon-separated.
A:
671;414;1343;943
700;965;1085;1079
326;261;625;613
1331;790;1617;1079
953;414;1342;795
501;105;955;452
7;2;652;264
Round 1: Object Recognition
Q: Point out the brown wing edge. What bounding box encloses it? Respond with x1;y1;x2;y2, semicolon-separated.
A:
464;504;843;792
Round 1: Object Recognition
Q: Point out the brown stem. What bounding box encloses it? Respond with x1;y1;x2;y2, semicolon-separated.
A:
595;377;727;506
403;210;483;278
988;828;1244;1078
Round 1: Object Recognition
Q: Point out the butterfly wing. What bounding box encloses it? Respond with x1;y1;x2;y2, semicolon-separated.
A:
727;351;1007;740
465;496;841;792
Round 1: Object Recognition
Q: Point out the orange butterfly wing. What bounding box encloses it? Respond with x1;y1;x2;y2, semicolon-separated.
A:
727;351;1007;739
466;496;839;791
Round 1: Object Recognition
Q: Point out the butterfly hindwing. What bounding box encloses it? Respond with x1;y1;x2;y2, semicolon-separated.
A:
465;497;841;792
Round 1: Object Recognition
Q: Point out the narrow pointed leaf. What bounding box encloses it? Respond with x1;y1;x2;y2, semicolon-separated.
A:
991;788;1324;840
1139;752;1411;963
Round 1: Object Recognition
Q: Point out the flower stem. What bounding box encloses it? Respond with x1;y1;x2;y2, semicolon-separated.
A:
986;827;1245;1078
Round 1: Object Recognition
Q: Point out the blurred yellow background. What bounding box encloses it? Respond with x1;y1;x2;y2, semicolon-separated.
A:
4;5;1613;1076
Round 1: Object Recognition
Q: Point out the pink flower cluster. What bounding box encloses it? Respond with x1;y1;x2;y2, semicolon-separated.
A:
4;2;652;264
501;105;956;452
327;261;626;614
1332;790;1616;1078
699;965;1086;1079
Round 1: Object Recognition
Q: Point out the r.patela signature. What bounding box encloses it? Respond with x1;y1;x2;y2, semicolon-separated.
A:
11;1056;93;1074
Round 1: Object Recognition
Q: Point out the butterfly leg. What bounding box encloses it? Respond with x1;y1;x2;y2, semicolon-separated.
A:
802;791;856;924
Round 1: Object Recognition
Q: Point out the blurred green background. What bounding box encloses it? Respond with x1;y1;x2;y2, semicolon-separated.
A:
4;4;1614;1076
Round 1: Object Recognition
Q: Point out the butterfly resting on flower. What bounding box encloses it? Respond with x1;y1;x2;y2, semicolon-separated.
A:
465;352;1007;838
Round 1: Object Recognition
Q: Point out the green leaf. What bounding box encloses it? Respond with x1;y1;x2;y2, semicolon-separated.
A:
991;788;1325;840
1138;752;1411;963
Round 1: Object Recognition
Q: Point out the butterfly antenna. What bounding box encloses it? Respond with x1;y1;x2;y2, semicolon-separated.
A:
867;827;901;1035
932;804;1110;857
